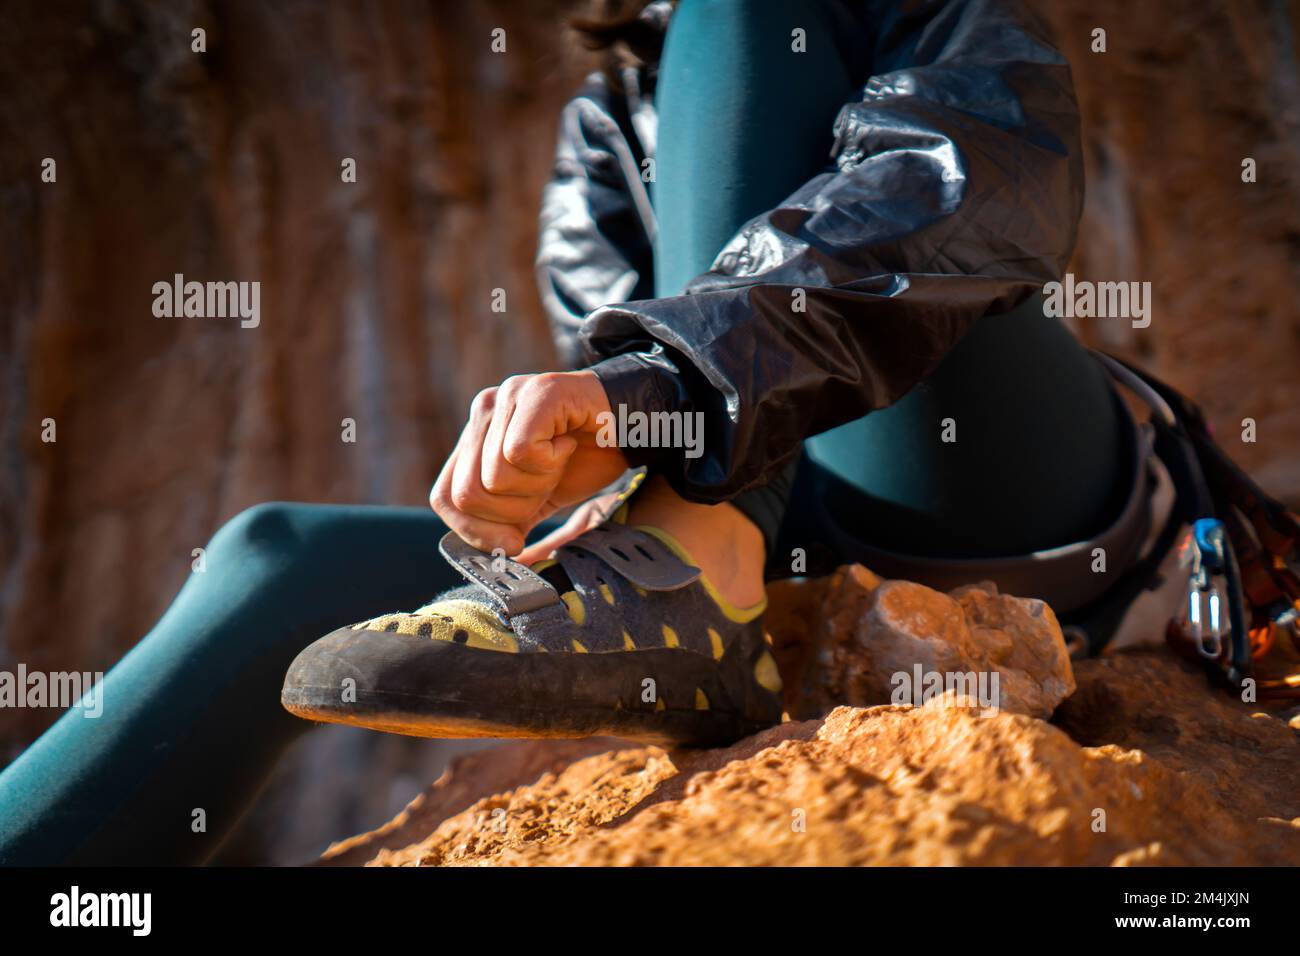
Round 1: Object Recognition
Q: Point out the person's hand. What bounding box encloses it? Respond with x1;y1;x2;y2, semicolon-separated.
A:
513;488;623;565
430;370;629;555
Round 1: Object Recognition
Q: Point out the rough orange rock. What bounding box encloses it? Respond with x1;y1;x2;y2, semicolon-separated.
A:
332;570;1298;867
348;670;1298;866
780;569;1075;720
316;737;628;867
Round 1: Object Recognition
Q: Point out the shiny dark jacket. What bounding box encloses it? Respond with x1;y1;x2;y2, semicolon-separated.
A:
536;0;1083;503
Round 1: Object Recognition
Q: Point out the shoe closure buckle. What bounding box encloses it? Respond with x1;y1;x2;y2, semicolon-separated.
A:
438;531;562;618
562;523;701;592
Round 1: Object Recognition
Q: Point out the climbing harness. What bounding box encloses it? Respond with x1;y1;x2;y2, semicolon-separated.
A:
1093;353;1300;699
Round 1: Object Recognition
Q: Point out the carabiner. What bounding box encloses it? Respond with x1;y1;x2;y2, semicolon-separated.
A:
1178;518;1231;659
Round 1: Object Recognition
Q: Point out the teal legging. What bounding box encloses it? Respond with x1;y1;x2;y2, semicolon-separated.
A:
0;505;466;864
656;0;1124;558
0;0;1123;865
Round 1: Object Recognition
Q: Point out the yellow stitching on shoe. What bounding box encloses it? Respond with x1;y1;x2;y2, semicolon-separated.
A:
623;630;636;650
599;583;616;605
695;687;709;710
707;627;724;660
662;624;679;648
754;651;783;692
533;558;557;573
571;639;588;653
655;696;665;711
561;591;586;625
634;525;767;623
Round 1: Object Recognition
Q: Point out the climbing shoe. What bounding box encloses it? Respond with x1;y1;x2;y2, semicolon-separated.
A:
281;518;784;747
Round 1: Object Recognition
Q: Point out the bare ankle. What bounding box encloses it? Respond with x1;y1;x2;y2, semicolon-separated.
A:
627;476;767;608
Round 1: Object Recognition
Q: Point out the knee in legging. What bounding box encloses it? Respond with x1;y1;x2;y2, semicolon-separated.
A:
204;502;308;568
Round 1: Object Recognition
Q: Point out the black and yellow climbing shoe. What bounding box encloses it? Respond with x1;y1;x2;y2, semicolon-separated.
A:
281;519;784;747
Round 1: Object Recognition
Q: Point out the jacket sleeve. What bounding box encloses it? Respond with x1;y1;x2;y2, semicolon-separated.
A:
535;73;657;370
581;0;1084;502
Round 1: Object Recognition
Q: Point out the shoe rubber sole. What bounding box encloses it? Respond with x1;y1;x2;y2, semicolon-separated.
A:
281;625;782;747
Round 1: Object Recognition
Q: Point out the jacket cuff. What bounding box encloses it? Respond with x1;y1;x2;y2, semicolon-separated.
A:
587;351;688;471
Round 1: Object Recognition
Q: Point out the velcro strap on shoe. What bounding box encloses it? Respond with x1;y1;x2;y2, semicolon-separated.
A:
562;523;701;592
438;531;561;617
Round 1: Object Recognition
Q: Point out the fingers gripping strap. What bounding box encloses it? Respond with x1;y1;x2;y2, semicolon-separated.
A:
438;532;560;616
563;523;701;591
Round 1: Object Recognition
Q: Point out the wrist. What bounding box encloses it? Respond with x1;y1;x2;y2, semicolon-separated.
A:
586;351;689;470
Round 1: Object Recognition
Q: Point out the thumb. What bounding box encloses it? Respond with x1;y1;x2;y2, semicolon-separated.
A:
503;410;579;475
502;371;606;474
552;433;578;464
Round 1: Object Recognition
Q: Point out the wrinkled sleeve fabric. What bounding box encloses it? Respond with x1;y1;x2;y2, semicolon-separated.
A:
535;74;657;371
581;0;1084;503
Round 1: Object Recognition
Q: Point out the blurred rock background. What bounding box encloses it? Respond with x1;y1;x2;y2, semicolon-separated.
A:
0;0;1296;863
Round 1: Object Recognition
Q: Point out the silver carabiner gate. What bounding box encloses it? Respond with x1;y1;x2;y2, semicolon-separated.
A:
1177;519;1230;660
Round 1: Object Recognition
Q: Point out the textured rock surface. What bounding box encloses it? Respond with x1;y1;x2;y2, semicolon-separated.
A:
1039;0;1300;499
336;646;1299;867
3;0;1298;862
317;736;628;867
777;567;1075;720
